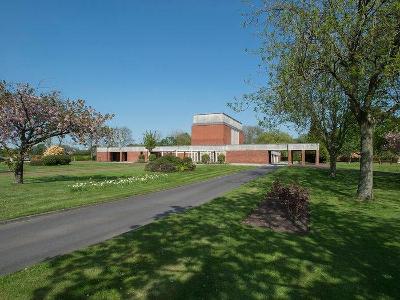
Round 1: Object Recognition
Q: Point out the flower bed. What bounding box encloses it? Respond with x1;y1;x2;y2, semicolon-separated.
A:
69;173;168;191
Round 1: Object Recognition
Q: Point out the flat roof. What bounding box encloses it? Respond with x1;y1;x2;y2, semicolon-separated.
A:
193;112;242;125
97;143;319;152
193;113;243;131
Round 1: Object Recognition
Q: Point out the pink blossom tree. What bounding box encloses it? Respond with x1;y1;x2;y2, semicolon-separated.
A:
385;132;400;156
0;82;113;183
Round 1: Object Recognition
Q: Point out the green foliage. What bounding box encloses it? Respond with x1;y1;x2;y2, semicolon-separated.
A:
201;153;210;164
375;150;398;163
30;143;46;156
256;131;294;144
238;0;400;198
159;136;176;146
72;155;91;161
242;126;264;144
181;157;196;171
159;132;191;146
217;153;225;164
145;155;196;173
148;154;157;161
175;132;191;145
42;155;71;166
143;130;159;152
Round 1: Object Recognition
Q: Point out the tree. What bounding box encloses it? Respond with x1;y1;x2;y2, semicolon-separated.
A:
374;116;400;163
109;127;134;148
0;82;113;183
242;125;264;144
81;126;113;160
159;136;176;146
385;132;400;157
174;132;191;145
339;125;360;163
235;75;353;177
30;143;46;156
159;131;191;146
143;130;160;152
256;130;294;144
244;0;400;199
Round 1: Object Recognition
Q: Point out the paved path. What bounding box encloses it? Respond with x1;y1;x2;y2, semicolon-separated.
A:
0;166;275;275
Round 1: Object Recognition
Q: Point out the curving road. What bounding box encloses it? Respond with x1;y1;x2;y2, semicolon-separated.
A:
0;166;275;275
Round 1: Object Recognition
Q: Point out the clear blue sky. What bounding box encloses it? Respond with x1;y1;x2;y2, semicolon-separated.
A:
1;0;294;142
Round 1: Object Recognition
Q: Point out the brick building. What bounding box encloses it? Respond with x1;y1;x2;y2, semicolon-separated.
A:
97;113;319;165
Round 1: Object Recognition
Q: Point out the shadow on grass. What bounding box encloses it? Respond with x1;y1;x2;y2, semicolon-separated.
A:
29;168;400;299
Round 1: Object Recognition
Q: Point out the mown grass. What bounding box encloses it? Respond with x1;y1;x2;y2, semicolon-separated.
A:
0;161;252;221
0;163;399;299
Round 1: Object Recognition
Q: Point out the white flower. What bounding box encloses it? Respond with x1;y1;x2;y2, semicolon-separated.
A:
68;174;168;191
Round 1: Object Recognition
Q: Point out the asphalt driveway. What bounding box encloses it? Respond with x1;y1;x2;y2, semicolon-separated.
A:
0;166;275;275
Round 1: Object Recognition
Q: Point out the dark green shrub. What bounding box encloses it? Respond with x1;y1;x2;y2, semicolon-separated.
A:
181;157;196;171
149;154;157;161
42;154;71;166
73;155;91;161
201;153;210;164
145;155;195;173
159;162;177;172
217;153;225;164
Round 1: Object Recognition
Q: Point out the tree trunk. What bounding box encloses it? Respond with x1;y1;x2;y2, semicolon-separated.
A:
14;158;24;184
329;153;337;177
357;119;374;200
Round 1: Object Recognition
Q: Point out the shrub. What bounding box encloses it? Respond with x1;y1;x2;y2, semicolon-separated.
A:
149;153;157;161
137;154;146;163
217;153;225;164
267;180;309;221
145;155;195;173
30;156;43;166
201;153;210;164
159;162;177;173
43;145;65;157
42;154;71;166
181;156;196;171
73;155;91;161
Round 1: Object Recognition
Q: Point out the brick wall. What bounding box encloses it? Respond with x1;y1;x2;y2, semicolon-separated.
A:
226;150;269;164
127;151;147;162
96;152;109;162
191;124;231;145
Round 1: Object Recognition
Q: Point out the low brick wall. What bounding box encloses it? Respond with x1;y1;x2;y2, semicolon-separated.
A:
96;152;109;162
96;151;148;162
127;151;145;162
226;150;269;164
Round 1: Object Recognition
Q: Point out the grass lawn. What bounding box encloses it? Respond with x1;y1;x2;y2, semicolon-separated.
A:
0;163;399;299
0;161;252;222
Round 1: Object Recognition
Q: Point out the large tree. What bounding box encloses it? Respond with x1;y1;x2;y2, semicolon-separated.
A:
174;131;191;145
109;127;134;148
81;126;113;160
0;82;112;183
245;0;400;199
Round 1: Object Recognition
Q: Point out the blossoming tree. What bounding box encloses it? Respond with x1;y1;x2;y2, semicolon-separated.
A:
385;132;400;159
0;82;113;183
